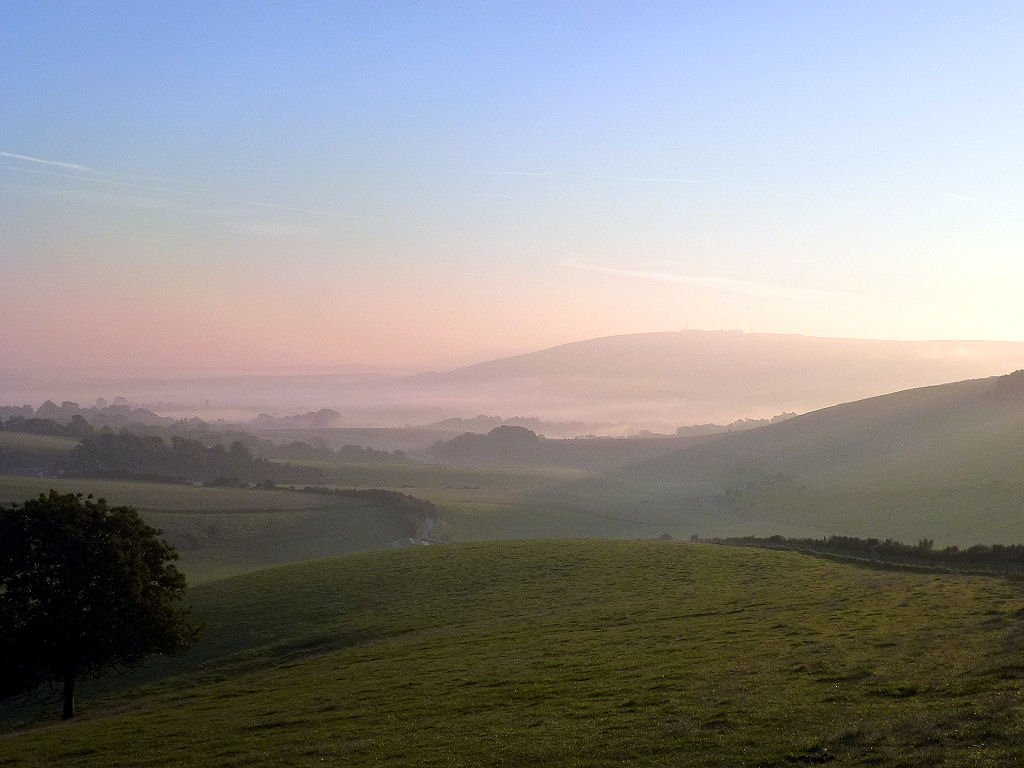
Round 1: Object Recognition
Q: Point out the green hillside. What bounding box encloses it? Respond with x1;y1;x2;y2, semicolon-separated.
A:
0;432;78;454
4;541;1024;766
283;461;639;541
0;432;78;475
553;373;1024;545
629;376;1016;487
6;372;1024;555
0;477;430;583
311;372;1024;547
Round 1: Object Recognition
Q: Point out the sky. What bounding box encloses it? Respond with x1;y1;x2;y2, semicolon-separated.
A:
4;1;1024;376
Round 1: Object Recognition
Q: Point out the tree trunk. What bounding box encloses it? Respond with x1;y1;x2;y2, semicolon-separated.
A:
62;673;75;720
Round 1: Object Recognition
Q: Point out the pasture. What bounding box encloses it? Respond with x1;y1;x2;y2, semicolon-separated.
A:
3;541;1024;766
0;432;78;454
0;475;424;583
288;461;650;540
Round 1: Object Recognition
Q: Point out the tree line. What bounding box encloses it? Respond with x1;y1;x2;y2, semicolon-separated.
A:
0;415;408;477
703;534;1024;578
64;434;326;486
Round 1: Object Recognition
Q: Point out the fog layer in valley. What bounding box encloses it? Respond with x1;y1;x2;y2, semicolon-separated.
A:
8;331;1024;434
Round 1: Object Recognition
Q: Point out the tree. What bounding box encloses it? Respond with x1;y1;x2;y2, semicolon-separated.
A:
0;491;199;719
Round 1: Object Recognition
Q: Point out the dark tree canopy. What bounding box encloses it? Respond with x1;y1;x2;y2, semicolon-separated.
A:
0;491;199;719
63;433;327;485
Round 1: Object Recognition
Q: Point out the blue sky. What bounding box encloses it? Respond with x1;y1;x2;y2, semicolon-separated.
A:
4;2;1024;373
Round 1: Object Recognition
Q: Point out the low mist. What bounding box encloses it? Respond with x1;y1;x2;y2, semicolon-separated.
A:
7;331;1024;435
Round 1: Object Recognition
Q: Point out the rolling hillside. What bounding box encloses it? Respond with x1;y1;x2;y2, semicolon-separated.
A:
0;477;435;583
8;368;1024;549
586;371;1024;544
4;541;1024;766
0;431;77;475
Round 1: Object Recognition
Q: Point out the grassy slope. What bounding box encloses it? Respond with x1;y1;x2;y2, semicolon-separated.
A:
290;461;656;541
0;475;333;511
5;375;1024;551
0;456;706;548
583;376;1024;544
4;541;1024;766
0;433;78;454
278;376;1024;546
0;432;78;475
281;460;846;543
0;476;419;584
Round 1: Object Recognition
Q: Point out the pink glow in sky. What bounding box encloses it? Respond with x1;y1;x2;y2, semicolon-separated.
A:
5;3;1024;377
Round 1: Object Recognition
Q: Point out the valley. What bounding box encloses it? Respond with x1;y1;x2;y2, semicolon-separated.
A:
7;347;1024;767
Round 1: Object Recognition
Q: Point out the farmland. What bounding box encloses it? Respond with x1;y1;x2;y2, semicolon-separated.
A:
4;541;1024;766
0;476;428;583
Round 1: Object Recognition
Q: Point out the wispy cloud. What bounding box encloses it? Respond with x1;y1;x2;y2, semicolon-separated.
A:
472;170;555;177
239;199;329;216
597;175;699;184
935;191;980;202
1;150;328;216
564;259;841;301
0;150;95;172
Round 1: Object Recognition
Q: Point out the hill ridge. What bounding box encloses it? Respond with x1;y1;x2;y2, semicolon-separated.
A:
403;330;1024;429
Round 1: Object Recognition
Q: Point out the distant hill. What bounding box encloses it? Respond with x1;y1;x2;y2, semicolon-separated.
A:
409;330;1024;429
15;331;1024;432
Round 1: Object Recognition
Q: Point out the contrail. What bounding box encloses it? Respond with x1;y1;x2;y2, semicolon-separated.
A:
2;152;328;216
0;150;95;172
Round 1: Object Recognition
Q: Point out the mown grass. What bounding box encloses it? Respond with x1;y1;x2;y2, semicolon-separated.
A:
4;541;1024;766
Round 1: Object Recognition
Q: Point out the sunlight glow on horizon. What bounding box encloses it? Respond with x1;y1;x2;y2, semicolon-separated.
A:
5;2;1024;377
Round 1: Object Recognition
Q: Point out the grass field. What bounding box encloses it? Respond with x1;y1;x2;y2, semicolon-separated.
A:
290;461;790;542
289;455;1003;546
4;541;1024;766
0;475;333;512
292;460;590;494
0;432;78;454
0;476;422;583
0;432;78;476
717;483;1024;546
290;461;653;541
